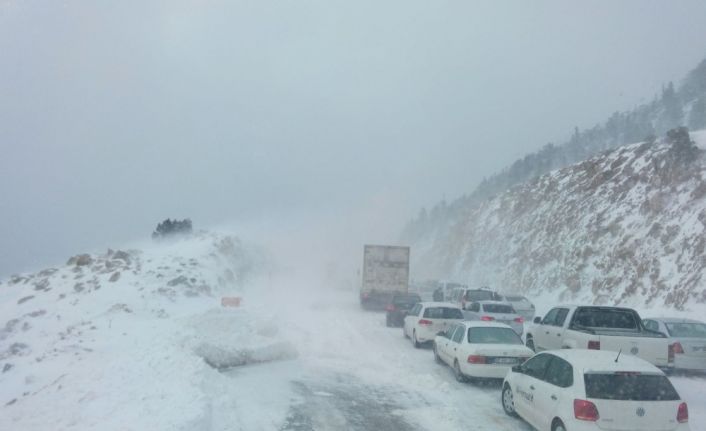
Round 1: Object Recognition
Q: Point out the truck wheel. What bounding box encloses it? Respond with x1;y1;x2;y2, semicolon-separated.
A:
412;330;421;348
502;384;517;417
525;335;535;352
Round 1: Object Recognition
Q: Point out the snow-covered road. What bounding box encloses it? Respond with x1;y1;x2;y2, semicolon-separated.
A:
209;285;533;431
204;283;706;431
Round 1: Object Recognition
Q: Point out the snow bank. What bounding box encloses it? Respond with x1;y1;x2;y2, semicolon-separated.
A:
0;231;275;430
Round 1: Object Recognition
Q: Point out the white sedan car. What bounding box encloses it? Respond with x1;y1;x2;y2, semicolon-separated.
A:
403;302;463;348
643;317;706;372
433;321;533;382
502;349;690;431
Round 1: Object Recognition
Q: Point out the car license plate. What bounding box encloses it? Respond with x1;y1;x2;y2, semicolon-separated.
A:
494;357;517;364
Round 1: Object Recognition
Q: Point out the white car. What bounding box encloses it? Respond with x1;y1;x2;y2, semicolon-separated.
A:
502;294;536;320
643;317;706;372
433;321;533;382
502;349;690;431
403;302;463;348
463;300;524;335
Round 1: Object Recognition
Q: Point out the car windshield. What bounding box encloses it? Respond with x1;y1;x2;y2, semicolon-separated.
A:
584;373;680;401
504;296;526;302
572;308;639;330
482;304;514;314
666;322;706;338
468;327;522;344
465;290;495;301
424;307;463;319
392;295;421;306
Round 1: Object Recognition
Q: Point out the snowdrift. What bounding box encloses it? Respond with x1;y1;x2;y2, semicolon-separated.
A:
0;231;290;430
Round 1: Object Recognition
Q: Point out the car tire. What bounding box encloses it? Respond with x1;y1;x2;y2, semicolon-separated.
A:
412;330;421;349
525;335;535;352
453;360;467;383
502;384;517;417
433;343;443;364
552;419;566;431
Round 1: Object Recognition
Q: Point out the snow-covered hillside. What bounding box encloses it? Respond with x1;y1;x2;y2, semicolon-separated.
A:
411;129;706;311
0;232;291;430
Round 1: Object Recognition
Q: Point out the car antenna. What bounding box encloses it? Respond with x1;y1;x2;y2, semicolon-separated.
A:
614;349;622;363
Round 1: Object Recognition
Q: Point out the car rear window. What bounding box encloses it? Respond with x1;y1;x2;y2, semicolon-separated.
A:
666;322;706;338
584;373;680;401
482;304;515;314
468;327;521;344
393;295;421;306
571;308;639;330
424;307;463;319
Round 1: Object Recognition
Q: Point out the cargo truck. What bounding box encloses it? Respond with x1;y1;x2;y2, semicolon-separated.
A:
360;245;410;310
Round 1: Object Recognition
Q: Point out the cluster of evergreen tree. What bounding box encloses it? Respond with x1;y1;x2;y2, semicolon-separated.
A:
152;218;193;240
403;58;706;241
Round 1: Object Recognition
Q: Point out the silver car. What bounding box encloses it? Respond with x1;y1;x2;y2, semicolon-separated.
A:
463;300;524;335
643;317;706;372
500;294;535;320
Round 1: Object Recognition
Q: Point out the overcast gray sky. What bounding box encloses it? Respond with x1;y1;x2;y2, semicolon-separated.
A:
2;0;706;276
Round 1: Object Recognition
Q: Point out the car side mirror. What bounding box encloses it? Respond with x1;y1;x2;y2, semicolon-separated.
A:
533;317;542;324
511;365;523;373
437;331;446;336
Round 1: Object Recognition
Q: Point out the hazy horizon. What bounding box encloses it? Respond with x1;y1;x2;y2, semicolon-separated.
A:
2;0;706;276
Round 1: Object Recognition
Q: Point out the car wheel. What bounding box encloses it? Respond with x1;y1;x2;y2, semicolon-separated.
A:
502;384;517;417
525;335;535;352
453;360;467;383
551;419;566;431
412;330;420;348
433;343;443;364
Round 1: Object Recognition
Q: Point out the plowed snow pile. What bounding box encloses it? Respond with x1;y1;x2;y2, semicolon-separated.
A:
0;232;289;430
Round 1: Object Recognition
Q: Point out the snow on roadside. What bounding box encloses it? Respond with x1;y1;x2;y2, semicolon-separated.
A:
0;232;286;431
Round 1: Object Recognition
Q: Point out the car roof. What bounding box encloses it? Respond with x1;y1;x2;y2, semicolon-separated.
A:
648;317;704;324
539;349;662;374
420;301;460;308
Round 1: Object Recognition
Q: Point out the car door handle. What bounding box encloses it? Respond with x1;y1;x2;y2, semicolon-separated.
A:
529;385;535;390
551;395;557;401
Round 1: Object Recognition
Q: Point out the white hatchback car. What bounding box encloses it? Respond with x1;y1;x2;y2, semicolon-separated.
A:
403;302;463;348
433;321;533;382
502;350;690;431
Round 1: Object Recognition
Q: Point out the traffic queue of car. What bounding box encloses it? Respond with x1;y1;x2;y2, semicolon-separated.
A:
382;287;701;431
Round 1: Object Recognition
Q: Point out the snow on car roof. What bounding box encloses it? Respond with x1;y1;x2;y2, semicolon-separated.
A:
420;301;460;308
462;321;514;329
546;349;662;374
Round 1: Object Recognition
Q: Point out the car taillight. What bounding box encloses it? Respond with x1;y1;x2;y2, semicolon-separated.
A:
418;319;433;326
514;316;524;323
673;342;684;354
385;305;396;312
587;340;600;350
574;399;599;421
467;355;486;364
480;315;495;321
677;402;689;423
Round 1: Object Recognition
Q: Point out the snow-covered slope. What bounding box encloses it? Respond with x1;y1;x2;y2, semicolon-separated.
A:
412;129;706;311
0;232;291;430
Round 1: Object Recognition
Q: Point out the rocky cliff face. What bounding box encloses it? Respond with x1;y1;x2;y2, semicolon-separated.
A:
411;129;706;310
